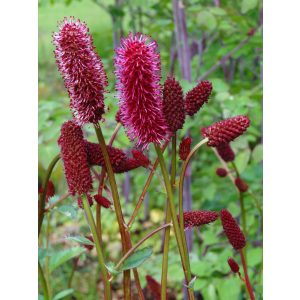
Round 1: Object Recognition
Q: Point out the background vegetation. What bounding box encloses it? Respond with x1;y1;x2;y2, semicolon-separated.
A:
38;0;262;299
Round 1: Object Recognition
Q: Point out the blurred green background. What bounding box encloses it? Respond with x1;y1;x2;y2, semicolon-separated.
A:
39;0;262;299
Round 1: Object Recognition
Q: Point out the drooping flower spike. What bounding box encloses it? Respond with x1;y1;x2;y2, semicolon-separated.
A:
185;80;212;116
179;210;219;230
220;209;246;250
53;17;108;125
115;32;168;148
201;115;250;147
162;76;185;132
179;136;192;161
58;121;93;196
94;194;112;208
216;143;235;162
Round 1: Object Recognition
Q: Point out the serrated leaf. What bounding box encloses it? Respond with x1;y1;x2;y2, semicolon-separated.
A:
106;262;121;276
57;205;77;219
120;247;152;271
49;247;84;273
66;235;94;246
53;289;74;300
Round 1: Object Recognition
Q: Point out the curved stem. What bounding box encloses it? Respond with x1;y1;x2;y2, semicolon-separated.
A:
127;140;169;228
239;249;256;300
115;223;172;270
178;138;208;273
83;195;112;299
161;136;176;299
38;261;49;300
94;124;131;300
155;144;194;300
38;154;60;237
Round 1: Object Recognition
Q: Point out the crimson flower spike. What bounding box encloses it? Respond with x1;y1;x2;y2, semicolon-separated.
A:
202;115;250;147
179;136;192;161
185;80;212;116
93;194;112;208
53;17;108;125
58;121;93;196
179;210;219;230
216;143;235;162
235;177;249;193
227;257;240;274
145;275;162;300
216;168;227;177
162;75;185;132
114;32;168;149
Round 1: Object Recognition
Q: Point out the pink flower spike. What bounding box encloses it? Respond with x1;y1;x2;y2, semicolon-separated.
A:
53;17;108;125
114;32;168;149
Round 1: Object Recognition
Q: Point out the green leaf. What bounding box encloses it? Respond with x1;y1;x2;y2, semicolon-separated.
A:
49;247;85;273
106;262;121;276
57;205;77;219
252;144;263;163
53;289;74;300
120;247;153;271
66;235;94;246
241;0;258;14
235;148;251;173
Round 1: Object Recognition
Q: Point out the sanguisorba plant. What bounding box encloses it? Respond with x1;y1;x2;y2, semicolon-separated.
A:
38;16;257;300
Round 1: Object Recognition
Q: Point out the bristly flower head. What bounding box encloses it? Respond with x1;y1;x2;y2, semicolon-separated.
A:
58;121;93;196
216;168;227;177
220;209;246;250
162;75;185;132
185;81;212;116
93;194;112;208
179;210;219;230
235;178;249;193
201;115;250;147
227;257;240;273
114;32;168;148
53;17;108;125
179;136;192;161
216;143;235;162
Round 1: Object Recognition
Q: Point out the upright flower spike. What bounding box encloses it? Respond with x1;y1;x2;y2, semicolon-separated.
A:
162;76;185;132
220;209;246;250
227;257;240;273
115;32;168;148
58;121;93;196
179;210;219;230
53;17;108;125
201;115;250;147
216;143;235;162
185;80;212;116
179;136;192;161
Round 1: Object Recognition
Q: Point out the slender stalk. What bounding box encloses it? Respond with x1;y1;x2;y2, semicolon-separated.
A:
44;192;69;212
38;261;49;300
68;257;79;289
239;249;256;300
178;138;208;270
239;192;247;238
94;124;131;300
127;140;169;228
155;144;194;300
115;223;172;270
45;213;52;298
82;195;112;299
38;154;60;237
161;136;176;299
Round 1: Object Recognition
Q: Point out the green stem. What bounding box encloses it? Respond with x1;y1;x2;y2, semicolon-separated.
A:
38;154;60;237
38;261;49;300
82;195;112;299
94;124;132;300
178;138;208;276
155;144;194;300
161;136;176;299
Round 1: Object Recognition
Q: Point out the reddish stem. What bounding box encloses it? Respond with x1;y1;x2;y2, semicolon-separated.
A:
239;249;255;300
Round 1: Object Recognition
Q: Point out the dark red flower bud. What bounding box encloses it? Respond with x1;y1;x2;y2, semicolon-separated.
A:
93;194;111;208
131;149;150;168
179;210;219;229
235;178;249;193
185;81;212;116
58;121;93;196
220;209;246;250
84;141;126;168
145;275;162;300
201;115;250;147
216;143;235;162
216;168;227;177
39;180;56;203
179;136;192;161
162;76;185;132
83;235;94;251
227;257;240;273
77;194;93;209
